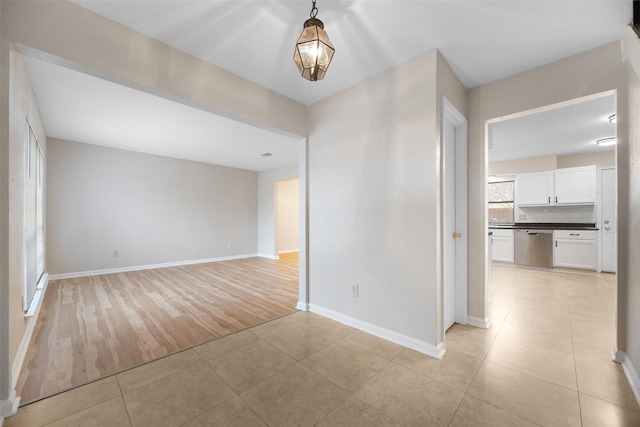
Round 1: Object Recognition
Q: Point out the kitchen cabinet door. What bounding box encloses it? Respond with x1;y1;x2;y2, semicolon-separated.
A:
491;229;514;263
554;166;596;205
492;236;514;263
553;238;598;270
516;171;553;206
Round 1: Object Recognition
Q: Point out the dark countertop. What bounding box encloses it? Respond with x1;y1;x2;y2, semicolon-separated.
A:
488;222;598;231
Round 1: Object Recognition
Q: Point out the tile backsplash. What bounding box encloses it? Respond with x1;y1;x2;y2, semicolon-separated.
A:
516;205;596;224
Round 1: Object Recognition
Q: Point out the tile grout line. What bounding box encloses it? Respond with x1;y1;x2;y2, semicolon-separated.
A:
566;274;586;427
114;375;134;427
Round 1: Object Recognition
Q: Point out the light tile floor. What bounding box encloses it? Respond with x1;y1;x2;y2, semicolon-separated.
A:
5;266;640;426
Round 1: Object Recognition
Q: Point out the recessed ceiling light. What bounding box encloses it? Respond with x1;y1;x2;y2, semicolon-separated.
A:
595;137;616;146
261;152;273;157
608;114;616;123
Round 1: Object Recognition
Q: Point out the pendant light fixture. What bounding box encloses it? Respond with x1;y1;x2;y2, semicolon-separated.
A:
293;0;335;81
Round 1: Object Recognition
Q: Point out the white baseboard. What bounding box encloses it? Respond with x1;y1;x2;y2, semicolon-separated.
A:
309;304;445;359
295;301;309;311
278;249;299;254
257;253;279;260
0;390;20;424
468;315;492;329
49;254;261;280
12;274;50;389
613;350;640;406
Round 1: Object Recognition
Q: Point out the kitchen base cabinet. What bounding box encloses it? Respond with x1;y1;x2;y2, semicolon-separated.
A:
491;229;514;263
553;230;598;270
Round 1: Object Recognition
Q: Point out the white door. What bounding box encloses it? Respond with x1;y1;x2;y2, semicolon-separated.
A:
601;167;616;272
443;119;457;330
442;98;468;331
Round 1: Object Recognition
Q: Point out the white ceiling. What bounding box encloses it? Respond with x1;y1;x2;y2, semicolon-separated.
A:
24;1;632;170
25;56;300;171
489;93;617;162
72;0;632;106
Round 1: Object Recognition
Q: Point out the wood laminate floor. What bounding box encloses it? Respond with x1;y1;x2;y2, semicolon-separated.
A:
16;253;299;404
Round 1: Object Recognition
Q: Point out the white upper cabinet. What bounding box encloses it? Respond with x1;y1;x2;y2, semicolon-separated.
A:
554;165;596;205
516;165;596;207
515;171;554;206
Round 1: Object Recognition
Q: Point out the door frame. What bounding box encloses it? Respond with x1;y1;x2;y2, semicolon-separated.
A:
598;165;617;273
441;97;469;334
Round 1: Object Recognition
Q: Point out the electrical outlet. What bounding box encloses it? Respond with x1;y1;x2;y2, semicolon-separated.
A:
352;283;359;298
227;242;232;248
112;250;119;258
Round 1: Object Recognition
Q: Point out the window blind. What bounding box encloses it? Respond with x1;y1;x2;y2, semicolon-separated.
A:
23;121;44;313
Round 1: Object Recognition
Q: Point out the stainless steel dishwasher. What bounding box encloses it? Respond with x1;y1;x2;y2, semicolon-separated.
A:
514;229;553;268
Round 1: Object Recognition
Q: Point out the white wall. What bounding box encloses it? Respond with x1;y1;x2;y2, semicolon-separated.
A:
621;26;640;403
489;155;558;175
557;151;616;169
276;179;299;253
257;164;298;259
0;51;47;417
489;151;615;176
307;50;465;355
47;139;258;275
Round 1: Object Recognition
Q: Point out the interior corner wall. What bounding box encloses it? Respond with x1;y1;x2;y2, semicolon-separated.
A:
47;139;258;275
0;3;6;406
7;52;47;373
624;34;640;397
466;42;628;324
435;50;468;118
307;50;440;351
0;1;9;408
435;50;468;344
257;164;298;259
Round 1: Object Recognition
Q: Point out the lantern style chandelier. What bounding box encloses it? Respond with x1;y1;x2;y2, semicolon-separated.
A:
293;0;335;81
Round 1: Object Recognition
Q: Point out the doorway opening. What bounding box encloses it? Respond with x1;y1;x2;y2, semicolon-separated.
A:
485;90;618;347
487;91;617;274
275;179;300;257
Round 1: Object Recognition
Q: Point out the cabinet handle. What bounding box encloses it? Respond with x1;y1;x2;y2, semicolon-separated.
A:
555;241;557;247
555;196;558;203
569;233;580;236
548;196;551;203
605;227;611;231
